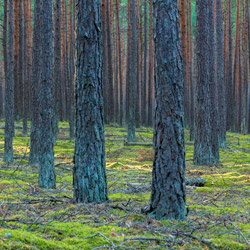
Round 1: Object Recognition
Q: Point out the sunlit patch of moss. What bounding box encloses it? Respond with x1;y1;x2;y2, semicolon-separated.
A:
202;172;250;187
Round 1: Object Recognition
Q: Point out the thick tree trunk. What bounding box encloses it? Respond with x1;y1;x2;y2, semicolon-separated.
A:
38;0;56;189
29;0;42;164
194;0;215;165
148;0;186;221
216;0;226;148
4;0;15;163
73;0;108;203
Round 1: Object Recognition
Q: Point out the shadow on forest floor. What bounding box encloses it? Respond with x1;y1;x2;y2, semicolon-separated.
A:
0;122;250;249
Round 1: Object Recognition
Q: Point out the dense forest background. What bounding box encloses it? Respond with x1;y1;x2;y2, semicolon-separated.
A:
0;0;249;249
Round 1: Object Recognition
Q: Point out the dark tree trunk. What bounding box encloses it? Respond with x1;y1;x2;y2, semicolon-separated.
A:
102;0;114;124
194;0;215;165
29;0;42;164
38;0;56;189
115;0;123;126
142;0;147;126
53;0;61;143
188;0;195;141
4;0;15;163
216;0;226;148
18;0;24;125
247;0;250;133
208;0;219;162
73;0;108;203
14;1;19;120
148;0;186;221
23;0;28;135
179;0;188;128
68;0;75;141
226;0;233;131
147;0;154;127
127;0;138;142
2;0;8;119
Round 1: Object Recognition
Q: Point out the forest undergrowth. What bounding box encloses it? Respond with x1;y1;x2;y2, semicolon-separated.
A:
0;122;249;249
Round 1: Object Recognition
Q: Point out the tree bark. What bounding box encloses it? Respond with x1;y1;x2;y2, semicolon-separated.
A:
216;0;226;148
29;0;42;164
38;0;56;189
4;0;15;163
127;0;138;142
194;0;215;165
148;0;186;221
147;0;154;127
53;0;61;142
208;0;219;162
73;0;108;203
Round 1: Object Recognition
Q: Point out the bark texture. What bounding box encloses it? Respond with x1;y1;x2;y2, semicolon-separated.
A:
194;0;215;165
216;0;226;148
208;0;219;162
38;0;56;189
53;0;61;142
29;0;42;164
149;0;186;221
4;0;15;163
73;0;108;203
127;0;138;142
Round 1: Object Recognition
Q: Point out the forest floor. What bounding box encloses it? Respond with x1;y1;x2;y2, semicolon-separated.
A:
0;122;250;250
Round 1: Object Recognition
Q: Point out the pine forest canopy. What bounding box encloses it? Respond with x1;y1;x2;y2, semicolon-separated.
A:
0;0;250;249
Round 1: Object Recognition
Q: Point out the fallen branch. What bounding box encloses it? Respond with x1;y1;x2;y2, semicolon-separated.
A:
181;233;218;250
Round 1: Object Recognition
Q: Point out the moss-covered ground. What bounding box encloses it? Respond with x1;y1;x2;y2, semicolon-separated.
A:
0;122;250;249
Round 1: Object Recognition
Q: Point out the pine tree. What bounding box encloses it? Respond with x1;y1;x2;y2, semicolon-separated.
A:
73;0;108;203
148;0;186;220
4;0;15;163
38;0;56;189
29;0;42;164
194;0;216;165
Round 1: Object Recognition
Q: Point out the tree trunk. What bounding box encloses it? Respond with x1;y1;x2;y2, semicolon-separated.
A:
53;0;61;142
179;0;188;128
226;0;233;131
38;0;56;189
147;0;154;127
148;0;186;221
2;0;8;119
4;0;15;163
115;0;123;126
29;0;42;165
127;0;138;142
23;0;28;135
208;0;219;162
216;0;226;148
142;0;147;126
73;0;108;203
14;0;19;120
188;0;194;141
194;0;215;165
